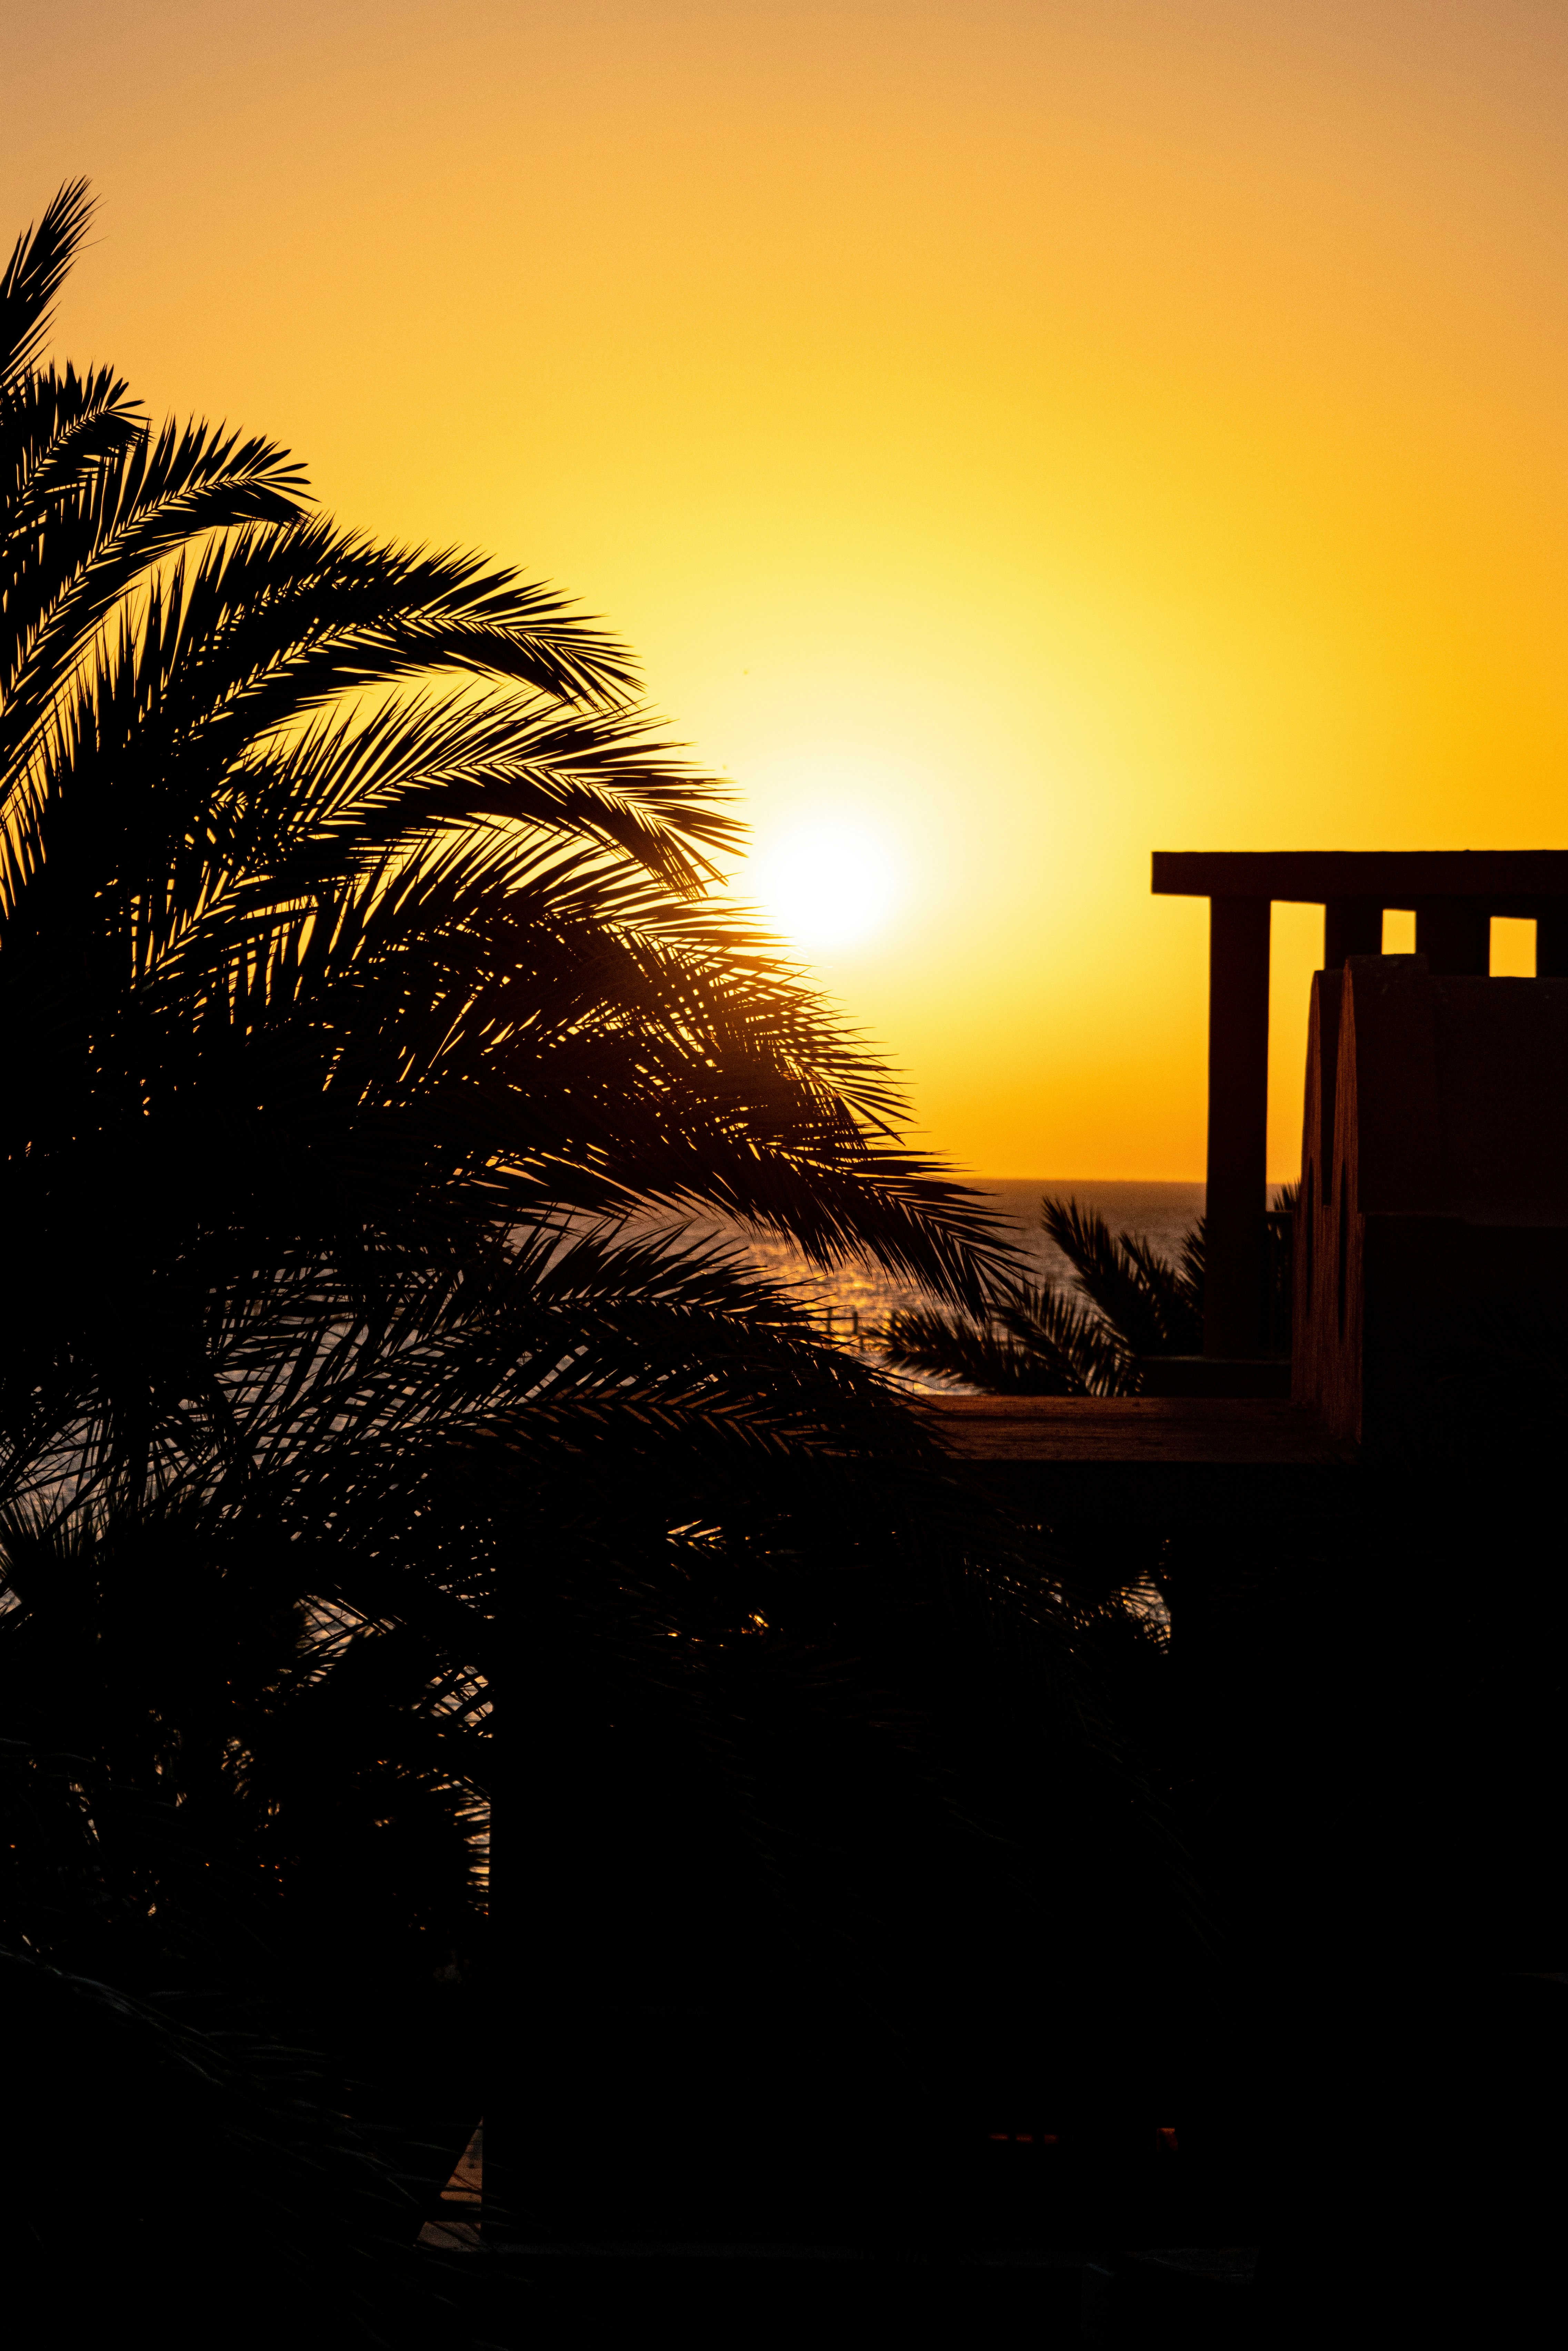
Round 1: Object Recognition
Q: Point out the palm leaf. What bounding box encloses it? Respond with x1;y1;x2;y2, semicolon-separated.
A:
0;179;94;388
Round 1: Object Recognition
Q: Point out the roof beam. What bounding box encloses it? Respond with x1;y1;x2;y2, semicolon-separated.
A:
1152;850;1568;907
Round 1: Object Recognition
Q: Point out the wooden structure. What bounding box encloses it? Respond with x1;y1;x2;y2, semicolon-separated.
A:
1151;850;1568;1358
925;1394;1348;1523
918;848;1568;1492
1294;952;1568;1448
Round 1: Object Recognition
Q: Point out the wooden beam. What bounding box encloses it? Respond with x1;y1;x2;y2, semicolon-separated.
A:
924;1394;1336;1462
1153;849;1568;908
921;1396;1353;1526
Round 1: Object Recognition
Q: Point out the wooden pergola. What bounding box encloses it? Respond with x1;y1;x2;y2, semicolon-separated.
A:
1151;849;1568;1358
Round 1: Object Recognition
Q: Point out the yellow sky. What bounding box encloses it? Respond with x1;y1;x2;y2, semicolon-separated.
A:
8;1;1568;1177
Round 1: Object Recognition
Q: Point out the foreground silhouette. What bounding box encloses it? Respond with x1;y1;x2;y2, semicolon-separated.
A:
882;1193;1206;1392
884;1189;1296;1394
0;188;1192;2339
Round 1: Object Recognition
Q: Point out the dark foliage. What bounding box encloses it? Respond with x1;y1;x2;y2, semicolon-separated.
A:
0;185;1194;2322
884;1191;1204;1393
884;1187;1297;1394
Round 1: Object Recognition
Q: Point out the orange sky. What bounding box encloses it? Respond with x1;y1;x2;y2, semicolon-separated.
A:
8;1;1568;1177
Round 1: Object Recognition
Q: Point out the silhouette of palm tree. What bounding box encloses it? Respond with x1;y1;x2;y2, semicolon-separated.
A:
1;183;1009;1501
884;1187;1296;1391
881;1193;1201;1392
0;189;1188;2317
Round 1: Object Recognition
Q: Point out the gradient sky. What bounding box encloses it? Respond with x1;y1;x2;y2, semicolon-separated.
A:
7;1;1568;1177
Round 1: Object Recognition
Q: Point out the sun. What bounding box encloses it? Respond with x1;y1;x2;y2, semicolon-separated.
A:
757;821;898;953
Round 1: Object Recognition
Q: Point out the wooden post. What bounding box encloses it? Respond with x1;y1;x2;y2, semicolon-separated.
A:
1204;895;1272;1358
1537;906;1568;977
1415;897;1488;975
1323;897;1381;968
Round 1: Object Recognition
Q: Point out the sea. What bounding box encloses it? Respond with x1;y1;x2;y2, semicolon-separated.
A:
740;1179;1209;1371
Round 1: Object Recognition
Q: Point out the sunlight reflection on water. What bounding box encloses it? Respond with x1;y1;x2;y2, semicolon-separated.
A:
740;1179;1209;1389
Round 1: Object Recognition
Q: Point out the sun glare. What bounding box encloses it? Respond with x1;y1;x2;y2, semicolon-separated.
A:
757;822;898;953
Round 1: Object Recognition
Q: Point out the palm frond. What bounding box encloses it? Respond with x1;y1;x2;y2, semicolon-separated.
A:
0;180;94;388
1039;1194;1193;1359
0;193;1194;2219
885;1273;1128;1394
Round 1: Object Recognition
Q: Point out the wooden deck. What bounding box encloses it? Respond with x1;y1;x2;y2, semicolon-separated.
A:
920;1395;1354;1525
